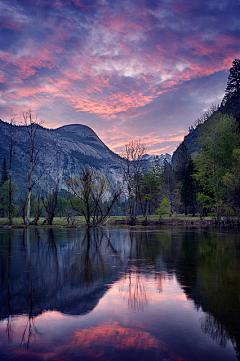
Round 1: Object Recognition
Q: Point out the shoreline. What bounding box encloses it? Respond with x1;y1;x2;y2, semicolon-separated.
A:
1;217;239;228
109;218;216;227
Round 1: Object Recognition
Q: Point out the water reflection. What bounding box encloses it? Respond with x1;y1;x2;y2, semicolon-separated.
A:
0;226;240;360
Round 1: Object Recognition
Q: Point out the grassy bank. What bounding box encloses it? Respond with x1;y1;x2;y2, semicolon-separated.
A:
0;214;217;228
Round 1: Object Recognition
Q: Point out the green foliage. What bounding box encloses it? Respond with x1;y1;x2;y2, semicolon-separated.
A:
0;180;18;218
156;197;171;217
222;149;240;216
139;157;163;221
161;159;180;213
195;113;240;219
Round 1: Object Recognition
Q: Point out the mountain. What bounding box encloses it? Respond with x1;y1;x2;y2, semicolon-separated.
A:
142;153;171;166
0;120;123;196
0;120;170;197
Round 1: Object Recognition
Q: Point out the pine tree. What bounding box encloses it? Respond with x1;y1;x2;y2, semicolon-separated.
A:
175;143;196;215
221;59;240;114
181;158;197;216
175;143;191;183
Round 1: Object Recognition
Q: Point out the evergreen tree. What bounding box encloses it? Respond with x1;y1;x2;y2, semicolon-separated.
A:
0;158;8;187
175;143;191;183
181;158;197;216
175;143;197;215
221;59;240;122
0;158;9;217
221;59;240;106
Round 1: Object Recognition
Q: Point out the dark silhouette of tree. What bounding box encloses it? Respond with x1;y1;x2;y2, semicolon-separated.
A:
175;143;191;183
43;182;59;225
175;143;197;215
0;158;9;217
0;157;8;186
221;59;240;107
30;190;44;225
221;59;240;123
182;158;197;216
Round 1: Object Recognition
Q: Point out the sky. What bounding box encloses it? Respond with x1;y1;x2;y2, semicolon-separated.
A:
0;0;240;155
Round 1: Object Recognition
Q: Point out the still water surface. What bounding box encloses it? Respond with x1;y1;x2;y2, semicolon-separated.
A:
0;226;240;360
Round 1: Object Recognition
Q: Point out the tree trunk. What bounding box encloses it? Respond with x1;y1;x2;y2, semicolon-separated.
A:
27;190;31;226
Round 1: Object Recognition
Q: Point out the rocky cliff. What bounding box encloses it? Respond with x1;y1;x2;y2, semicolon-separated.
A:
0;120;124;196
0;120;171;197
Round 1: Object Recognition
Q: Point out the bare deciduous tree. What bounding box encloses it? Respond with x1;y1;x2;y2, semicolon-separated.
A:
67;167;121;227
120;140;146;225
23;110;44;226
8;117;15;225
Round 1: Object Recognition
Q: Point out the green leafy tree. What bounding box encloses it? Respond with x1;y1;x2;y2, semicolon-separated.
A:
195;113;239;221
139;157;163;222
0;181;18;218
222;149;240;218
162;159;180;213
156;197;171;217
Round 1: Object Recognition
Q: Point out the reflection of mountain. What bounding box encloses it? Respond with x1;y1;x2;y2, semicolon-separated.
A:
1;227;240;360
0;228;129;319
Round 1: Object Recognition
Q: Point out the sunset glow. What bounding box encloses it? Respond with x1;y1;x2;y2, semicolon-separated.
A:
0;0;240;154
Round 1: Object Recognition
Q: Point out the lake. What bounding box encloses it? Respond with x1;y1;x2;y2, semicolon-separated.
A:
0;226;240;361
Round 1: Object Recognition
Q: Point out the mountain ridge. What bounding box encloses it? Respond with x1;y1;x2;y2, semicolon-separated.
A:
0;120;170;197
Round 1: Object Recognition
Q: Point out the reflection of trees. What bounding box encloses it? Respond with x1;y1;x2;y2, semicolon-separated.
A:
201;314;230;348
69;228;122;285
176;227;240;359
6;230;13;342
120;230;166;313
20;228;41;349
124;270;148;312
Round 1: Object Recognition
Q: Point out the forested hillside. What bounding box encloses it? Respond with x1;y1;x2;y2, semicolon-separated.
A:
171;59;240;221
